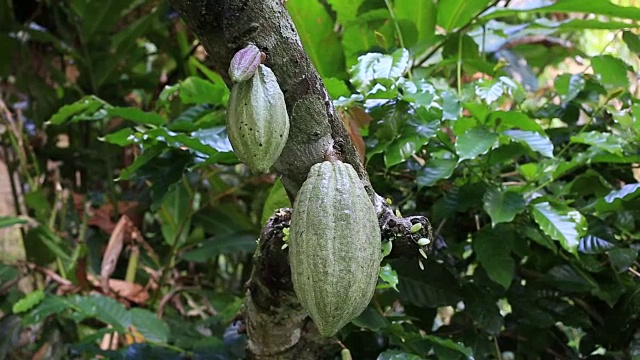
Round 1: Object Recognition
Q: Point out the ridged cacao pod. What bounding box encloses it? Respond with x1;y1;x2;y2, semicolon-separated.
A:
226;64;289;173
289;160;382;337
229;44;262;83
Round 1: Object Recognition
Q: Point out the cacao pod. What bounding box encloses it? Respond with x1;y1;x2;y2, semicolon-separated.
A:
289;160;382;337
229;44;262;83
226;64;289;173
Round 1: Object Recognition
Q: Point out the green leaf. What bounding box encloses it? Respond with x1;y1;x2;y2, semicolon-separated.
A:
438;0;493;31
261;179;292;226
107;107;166;126
591;55;629;88
455;128;498;161
47;96;109;125
483;0;640;22
475;79;503;104
118;145;164;180
0;216;28;229
394;0;437;46
80;0;130;41
287;0;345;78
555;73;585;102
424;335;474;358
571;131;624;154
545;265;596;292
350;48;410;93
91;294;132;333
379;263;399;291
377;350;422;360
604;183;640;203
473;227;514;289
623;30;640;53
608;248;638;273
483;188;525;226
159;182;194;246
12;290;45;314
384;118;439;167
530;202;586;254
130;308;170;343
351;307;389;331
182;234;257;262
488;111;544;133
503;129;554;158
578;235;615;254
179;77;228;105
417;158;458;187
326;0;363;23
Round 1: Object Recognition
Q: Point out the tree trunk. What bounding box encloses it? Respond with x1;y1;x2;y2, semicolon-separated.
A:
169;1;432;358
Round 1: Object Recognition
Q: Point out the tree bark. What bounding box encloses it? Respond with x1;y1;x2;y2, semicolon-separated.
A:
169;0;433;358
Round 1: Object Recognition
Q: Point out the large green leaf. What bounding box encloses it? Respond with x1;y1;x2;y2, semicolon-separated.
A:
437;0;493;32
555;73;585;102
178;77;228;105
107;107;166;126
483;188;525;226
473;227;514;289
483;0;640;22
47;96;109;125
350;48;410;93
0;216;28;229
545;265;596;292
571;131;624;155
327;0;364;23
455;128;498;161
578;235;615;254
591;55;629;88
182;234;257;263
80;0;131;41
91;294;132;333
287;0;345;78
503;130;554;158
394;0;437;47
261;180;292;225
159;182;194;246
417;158;458;187
530;202;586;254
130;308;170;343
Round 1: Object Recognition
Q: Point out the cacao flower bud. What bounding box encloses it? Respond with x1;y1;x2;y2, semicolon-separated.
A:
229;44;262;83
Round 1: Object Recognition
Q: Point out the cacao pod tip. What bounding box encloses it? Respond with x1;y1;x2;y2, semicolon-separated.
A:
229;44;262;83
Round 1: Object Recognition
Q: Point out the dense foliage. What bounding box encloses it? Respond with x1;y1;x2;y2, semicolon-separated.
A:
1;0;639;359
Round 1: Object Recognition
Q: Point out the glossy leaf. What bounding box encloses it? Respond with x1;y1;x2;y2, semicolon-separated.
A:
603;183;640;203
107;107;166;126
130;308;170;343
417;158;458;187
504;129;554;158
473;227;514;289
0;216;28;229
530;202;586;254
571;131;624;154
438;0;493;31
483;188;525;226
261;180;292;226
578;235;616;254
591;55;629;88
287;0;345;78
455;128;498;161
350;48;410;93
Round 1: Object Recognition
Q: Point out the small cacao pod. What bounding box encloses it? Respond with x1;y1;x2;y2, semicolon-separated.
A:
289;160;382;337
229;44;262;83
226;64;289;173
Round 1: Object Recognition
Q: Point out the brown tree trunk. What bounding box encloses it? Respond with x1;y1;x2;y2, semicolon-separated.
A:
169;1;432;358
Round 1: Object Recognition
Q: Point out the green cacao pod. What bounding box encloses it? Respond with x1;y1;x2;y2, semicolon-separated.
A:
289;160;382;337
226;64;289;173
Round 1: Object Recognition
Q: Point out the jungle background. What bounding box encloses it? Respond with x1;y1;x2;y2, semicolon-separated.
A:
1;0;640;359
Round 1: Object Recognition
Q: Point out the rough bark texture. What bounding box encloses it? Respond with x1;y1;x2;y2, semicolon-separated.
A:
169;0;433;358
169;0;368;198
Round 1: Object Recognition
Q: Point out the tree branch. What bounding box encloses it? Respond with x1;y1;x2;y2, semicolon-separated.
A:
169;0;433;357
